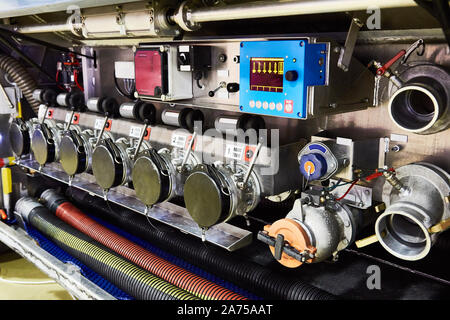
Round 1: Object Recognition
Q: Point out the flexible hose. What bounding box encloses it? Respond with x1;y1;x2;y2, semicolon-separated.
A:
69;189;335;300
0;54;40;113
15;197;199;300
41;189;246;300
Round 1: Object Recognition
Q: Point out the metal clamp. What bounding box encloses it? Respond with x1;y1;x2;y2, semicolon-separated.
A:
257;231;315;263
338;18;364;72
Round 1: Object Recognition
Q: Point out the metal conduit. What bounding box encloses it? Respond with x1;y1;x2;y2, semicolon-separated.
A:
13;0;417;35
187;0;417;23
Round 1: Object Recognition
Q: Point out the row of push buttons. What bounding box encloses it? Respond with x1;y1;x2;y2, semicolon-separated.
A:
249;100;284;111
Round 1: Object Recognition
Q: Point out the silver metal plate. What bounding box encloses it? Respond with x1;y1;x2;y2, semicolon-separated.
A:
18;159;253;251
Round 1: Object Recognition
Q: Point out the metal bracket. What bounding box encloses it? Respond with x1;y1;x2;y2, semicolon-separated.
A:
338;18;364;72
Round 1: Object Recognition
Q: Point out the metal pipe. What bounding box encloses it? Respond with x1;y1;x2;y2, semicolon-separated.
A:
14;23;74;34
187;0;417;24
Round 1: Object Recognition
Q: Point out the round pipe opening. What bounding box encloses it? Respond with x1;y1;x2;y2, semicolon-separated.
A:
375;211;431;261
389;85;440;133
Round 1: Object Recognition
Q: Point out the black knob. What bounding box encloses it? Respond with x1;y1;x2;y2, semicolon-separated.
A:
285;70;298;81
226;83;239;93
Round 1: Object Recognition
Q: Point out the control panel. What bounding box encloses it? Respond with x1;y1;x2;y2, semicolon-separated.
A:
239;40;327;119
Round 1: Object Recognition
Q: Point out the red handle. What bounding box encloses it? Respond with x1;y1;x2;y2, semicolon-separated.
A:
377;50;406;76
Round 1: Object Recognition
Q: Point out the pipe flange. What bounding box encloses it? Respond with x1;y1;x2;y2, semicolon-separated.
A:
387;63;450;135
377;162;450;260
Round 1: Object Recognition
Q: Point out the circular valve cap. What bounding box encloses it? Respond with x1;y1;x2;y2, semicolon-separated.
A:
132;152;171;206
59;131;87;176
9;121;30;156
92;141;124;190
31;125;55;165
264;218;315;268
299;153;327;180
184;166;230;228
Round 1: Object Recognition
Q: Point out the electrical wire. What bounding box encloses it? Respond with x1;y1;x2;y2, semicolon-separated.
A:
344;248;450;286
74;69;84;92
335;179;358;201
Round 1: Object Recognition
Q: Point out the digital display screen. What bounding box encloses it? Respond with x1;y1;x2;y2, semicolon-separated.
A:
250;57;284;92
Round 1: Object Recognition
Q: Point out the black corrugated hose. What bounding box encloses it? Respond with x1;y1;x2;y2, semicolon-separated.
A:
0;54;40;113
69;189;335;300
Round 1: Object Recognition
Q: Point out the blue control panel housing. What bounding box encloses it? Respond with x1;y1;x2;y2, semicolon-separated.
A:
239;40;327;119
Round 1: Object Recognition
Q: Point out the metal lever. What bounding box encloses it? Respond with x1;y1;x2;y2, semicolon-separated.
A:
178;131;197;172
208;81;226;97
65;110;75;131
238;141;262;189
0;83;13;110
132;122;150;160
274;234;285;260
40;105;49;124
401;39;425;64
95;115;109;147
338;18;364;72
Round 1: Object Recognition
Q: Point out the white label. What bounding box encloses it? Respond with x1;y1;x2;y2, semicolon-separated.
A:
336;137;353;146
129;126;142;138
171;134;187;148
225;144;244;160
114;61;135;79
94;118;104;130
390;133;408;143
217;69;229;78
179;45;190;53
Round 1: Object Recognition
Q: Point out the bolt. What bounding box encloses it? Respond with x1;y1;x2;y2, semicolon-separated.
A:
391;145;401;152
218;53;227;63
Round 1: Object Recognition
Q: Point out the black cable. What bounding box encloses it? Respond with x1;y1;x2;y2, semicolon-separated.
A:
113;73;134;100
344;248;450;286
69;189;336;300
0;26;95;60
